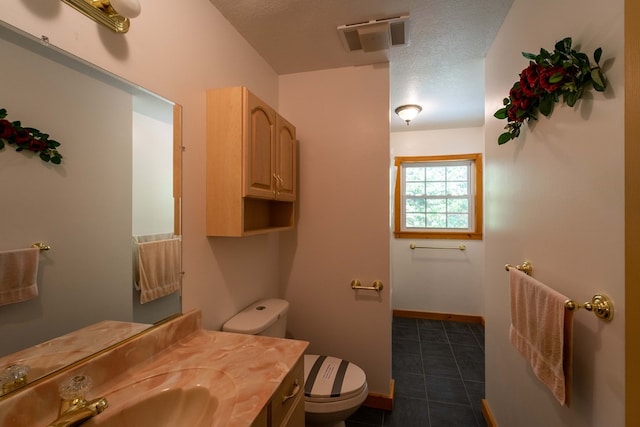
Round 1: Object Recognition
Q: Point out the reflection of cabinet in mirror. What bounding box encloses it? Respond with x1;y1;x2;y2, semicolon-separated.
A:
206;86;297;237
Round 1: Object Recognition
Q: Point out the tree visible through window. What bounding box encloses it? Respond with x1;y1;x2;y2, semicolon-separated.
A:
394;154;483;240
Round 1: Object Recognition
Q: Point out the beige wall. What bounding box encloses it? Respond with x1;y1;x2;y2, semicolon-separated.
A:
484;0;625;425
390;127;485;316
279;65;392;395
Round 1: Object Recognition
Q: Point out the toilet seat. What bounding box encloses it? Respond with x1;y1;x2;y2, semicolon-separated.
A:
303;355;367;404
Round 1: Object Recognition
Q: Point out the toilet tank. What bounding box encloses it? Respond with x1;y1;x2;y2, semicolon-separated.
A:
222;298;289;338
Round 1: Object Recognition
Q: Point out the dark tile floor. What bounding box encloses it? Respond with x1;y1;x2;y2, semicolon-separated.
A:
346;316;486;427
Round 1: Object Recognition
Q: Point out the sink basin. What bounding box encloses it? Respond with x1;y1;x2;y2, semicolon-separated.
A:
83;368;236;427
84;386;216;427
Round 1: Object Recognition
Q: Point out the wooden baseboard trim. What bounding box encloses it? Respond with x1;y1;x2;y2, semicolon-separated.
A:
362;379;394;411
393;309;484;325
481;399;497;427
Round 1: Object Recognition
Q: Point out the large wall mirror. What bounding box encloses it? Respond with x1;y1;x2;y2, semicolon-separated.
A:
0;21;182;395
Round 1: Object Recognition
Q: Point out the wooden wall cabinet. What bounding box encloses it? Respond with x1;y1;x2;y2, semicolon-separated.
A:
206;86;297;237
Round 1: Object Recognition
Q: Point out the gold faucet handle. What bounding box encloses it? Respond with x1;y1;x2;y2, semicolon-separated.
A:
58;375;94;413
59;375;93;400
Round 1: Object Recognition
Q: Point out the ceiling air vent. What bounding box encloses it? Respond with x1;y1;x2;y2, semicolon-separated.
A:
337;15;409;52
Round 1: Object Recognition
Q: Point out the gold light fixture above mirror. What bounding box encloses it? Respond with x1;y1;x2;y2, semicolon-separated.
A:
61;0;141;33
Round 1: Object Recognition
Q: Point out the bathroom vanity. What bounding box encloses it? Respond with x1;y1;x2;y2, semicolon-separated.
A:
0;310;308;426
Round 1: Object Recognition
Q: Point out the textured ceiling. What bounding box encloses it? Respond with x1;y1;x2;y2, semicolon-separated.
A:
209;0;513;132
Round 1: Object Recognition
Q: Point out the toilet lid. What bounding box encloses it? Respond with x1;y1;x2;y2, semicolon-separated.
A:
304;355;367;401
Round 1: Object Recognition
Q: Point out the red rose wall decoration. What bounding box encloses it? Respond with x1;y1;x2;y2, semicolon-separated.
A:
494;37;607;145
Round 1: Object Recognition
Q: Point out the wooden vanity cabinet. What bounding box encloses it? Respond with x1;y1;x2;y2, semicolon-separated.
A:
252;356;305;427
206;86;297;237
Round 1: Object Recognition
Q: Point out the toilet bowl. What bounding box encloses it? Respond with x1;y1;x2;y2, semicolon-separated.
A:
303;354;368;427
222;299;368;427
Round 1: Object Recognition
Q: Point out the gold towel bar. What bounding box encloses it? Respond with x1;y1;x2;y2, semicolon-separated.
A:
410;243;466;251
565;294;614;321
504;261;614;321
351;280;384;292
505;261;532;275
31;242;51;251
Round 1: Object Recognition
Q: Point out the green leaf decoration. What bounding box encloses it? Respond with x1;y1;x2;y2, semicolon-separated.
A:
575;52;589;65
555;37;571;53
591;68;606;91
494;37;609;145
549;73;564;84
565;91;578;107
539;48;551;60
498;132;513;145
594;47;603;64
494;108;507;119
539;95;554;116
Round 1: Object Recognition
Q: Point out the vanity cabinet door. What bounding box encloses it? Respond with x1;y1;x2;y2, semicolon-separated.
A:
271;356;304;427
245;90;277;199
280;392;304;427
251;405;269;427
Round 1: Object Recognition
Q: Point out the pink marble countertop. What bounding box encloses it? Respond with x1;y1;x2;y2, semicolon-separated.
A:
88;329;309;426
0;310;308;427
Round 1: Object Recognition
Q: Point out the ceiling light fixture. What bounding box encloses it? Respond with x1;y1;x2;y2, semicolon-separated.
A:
61;0;141;33
394;104;422;126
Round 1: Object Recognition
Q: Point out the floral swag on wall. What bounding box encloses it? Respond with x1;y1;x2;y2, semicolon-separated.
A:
494;37;607;145
0;108;63;164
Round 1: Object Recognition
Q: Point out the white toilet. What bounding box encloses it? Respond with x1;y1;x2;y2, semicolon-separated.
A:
222;298;368;427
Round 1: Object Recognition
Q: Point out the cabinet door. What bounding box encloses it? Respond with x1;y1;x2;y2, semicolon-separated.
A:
271;357;304;427
275;115;296;201
244;90;276;199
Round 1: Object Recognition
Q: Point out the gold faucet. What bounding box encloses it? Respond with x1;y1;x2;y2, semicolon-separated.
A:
48;375;108;427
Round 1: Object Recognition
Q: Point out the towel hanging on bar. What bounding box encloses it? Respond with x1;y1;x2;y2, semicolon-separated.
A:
508;267;573;406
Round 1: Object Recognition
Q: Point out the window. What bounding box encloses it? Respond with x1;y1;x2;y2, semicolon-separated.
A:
394;154;483;240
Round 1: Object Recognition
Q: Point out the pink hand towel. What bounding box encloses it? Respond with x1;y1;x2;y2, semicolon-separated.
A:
509;267;574;406
0;247;39;306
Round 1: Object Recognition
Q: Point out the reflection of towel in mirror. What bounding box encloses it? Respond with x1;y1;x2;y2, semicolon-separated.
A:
0;247;39;306
136;238;181;304
132;233;174;290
